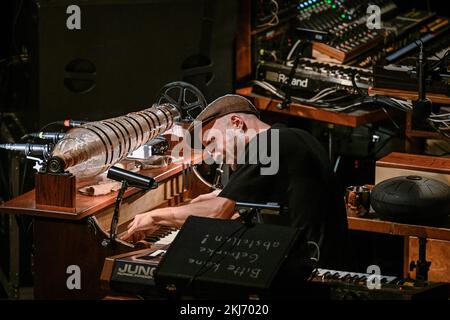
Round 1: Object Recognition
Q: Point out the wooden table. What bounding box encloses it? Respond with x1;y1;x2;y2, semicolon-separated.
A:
0;158;196;221
237;86;400;164
369;87;450;105
0;155;204;299
369;87;450;151
237;87;396;128
348;214;450;282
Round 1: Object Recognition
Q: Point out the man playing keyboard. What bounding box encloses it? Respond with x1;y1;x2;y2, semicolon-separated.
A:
122;94;348;268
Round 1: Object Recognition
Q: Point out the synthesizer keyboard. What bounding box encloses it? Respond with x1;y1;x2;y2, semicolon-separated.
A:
296;0;398;63
131;226;179;249
310;268;449;300
101;249;449;300
258;58;372;93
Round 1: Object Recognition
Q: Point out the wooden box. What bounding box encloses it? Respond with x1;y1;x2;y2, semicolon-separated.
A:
375;152;450;185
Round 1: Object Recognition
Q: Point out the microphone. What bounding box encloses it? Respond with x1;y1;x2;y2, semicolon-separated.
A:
0;143;53;158
58;119;88;128
107;166;157;190
412;41;432;126
26;132;66;143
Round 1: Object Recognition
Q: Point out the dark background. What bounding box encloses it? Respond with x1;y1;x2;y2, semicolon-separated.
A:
0;0;239;298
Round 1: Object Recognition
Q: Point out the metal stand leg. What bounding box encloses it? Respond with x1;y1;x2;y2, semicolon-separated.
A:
328;124;336;165
0;155;21;299
409;237;431;281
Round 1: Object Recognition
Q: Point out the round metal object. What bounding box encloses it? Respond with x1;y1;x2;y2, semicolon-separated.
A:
371;175;450;223
156;81;207;122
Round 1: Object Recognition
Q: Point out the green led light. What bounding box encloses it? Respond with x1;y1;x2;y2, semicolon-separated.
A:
332;4;336;8
341;14;346;18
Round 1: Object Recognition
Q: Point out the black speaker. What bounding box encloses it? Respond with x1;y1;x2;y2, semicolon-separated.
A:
30;0;237;126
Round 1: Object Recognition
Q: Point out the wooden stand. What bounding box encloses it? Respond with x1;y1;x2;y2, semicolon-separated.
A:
368;87;450;152
0;154;206;299
237;86;397;128
35;172;76;213
375;152;450;185
348;152;450;283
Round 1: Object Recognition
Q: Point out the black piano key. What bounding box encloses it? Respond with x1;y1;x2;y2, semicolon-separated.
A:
331;273;342;280
341;274;353;282
144;236;160;242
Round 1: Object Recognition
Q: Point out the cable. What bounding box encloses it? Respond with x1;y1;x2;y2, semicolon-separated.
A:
430;48;450;71
307;241;320;263
351;72;367;97
309;88;338;102
251;80;367;109
381;107;401;132
255;0;279;28
305;241;320;283
429;112;450;118
250;80;285;100
11;0;25;64
250;76;450;139
428;120;450;139
428;118;450;123
286;40;302;62
37;121;63;133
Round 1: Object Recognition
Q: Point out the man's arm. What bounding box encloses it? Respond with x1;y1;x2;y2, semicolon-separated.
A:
122;196;235;241
189;189;221;203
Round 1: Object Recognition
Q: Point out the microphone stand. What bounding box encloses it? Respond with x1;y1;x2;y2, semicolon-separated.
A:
236;202;285;226
102;180;128;247
276;26;328;110
277;41;306;110
412;41;434;126
238;208;259;227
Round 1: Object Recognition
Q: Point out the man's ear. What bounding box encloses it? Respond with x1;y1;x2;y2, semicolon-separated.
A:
230;115;246;131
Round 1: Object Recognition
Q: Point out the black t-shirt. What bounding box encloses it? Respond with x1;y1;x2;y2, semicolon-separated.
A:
219;123;348;268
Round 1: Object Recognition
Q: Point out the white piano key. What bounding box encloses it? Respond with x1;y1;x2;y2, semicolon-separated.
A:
155;229;179;246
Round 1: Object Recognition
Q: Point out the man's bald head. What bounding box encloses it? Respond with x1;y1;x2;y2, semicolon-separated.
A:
200;112;270;165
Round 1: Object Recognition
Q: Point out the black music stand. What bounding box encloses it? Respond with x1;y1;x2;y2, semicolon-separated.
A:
154;213;314;299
